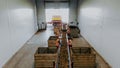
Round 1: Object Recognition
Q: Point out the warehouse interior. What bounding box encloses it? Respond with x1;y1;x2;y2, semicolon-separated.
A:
0;0;120;68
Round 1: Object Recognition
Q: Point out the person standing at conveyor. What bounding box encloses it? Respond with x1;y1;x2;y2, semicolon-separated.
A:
56;38;60;48
68;38;72;48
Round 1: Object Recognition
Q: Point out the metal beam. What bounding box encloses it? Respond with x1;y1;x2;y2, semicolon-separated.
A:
44;1;69;3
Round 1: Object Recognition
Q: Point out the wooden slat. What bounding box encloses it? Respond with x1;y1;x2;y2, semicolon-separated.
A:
73;66;96;68
71;47;96;68
34;47;58;68
48;36;57;47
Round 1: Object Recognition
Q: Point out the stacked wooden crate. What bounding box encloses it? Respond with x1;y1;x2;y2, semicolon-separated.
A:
34;47;58;68
48;36;58;47
71;47;96;68
54;27;60;34
69;26;80;38
70;28;79;38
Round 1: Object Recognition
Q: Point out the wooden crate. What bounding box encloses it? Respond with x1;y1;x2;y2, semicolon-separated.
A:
69;26;80;38
71;47;92;54
54;24;62;30
73;66;96;68
34;47;58;68
70;28;79;38
48;36;58;47
71;47;96;68
54;27;60;34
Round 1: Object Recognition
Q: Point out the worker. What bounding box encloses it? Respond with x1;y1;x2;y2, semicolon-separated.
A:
56;31;60;38
68;38;72;48
67;27;71;37
67;27;73;40
56;38;60;48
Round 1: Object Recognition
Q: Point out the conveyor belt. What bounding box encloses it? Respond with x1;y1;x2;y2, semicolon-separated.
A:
58;31;68;68
67;35;72;68
55;29;71;68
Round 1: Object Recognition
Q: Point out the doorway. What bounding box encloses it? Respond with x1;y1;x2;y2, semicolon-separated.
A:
45;8;69;24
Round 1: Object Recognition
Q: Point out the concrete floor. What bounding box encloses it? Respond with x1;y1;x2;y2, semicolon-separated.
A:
3;24;111;68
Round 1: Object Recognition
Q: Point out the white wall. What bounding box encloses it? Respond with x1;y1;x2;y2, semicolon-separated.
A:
69;0;78;23
78;0;120;68
0;0;37;67
36;0;45;29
